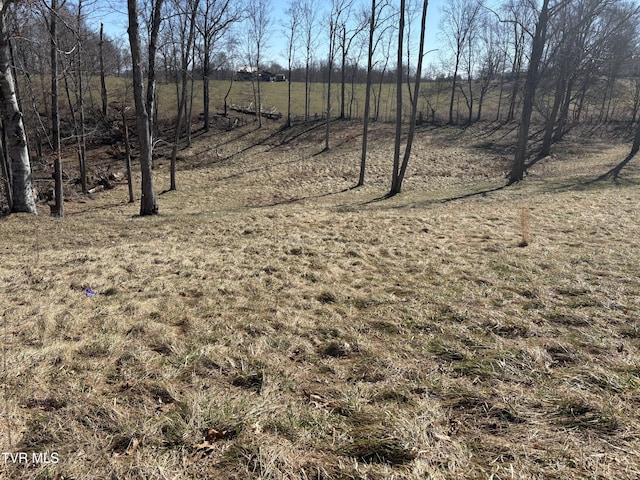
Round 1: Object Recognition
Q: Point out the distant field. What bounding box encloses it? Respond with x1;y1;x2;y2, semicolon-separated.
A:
21;72;638;130
22;74;531;126
1;119;639;479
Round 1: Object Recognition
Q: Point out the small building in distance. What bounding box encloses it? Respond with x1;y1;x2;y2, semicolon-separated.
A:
236;67;285;82
236;66;257;81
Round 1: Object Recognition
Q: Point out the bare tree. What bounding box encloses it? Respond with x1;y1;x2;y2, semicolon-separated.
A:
373;27;393;121
595;2;638;122
501;0;533;123
170;0;200;191
476;15;506;122
324;0;352;150
632;109;640;154
145;0;164;140
284;0;300;128
197;0;241;132
127;0;161;215
390;0;428;196
509;0;555;184
440;0;482;125
359;0;378;187
72;0;88;194
338;9;367;119
300;0;319;122
49;0;63;217
99;22;107;117
246;0;270;128
0;0;36;214
359;0;393;186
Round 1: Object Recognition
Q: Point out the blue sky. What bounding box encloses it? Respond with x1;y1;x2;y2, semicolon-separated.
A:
96;0;462;70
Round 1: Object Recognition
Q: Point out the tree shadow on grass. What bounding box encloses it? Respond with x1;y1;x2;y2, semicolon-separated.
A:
438;183;510;203
247;185;355;209
593;151;636;184
552;150;638;193
344;182;510;210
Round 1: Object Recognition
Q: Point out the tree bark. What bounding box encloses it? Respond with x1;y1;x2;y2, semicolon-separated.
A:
99;23;108;118
632;119;640;155
390;0;405;195
397;0;428;186
170;0;199;191
391;0;428;196
50;0;63;217
0;123;11;210
358;0;376;187
0;1;36;214
75;0;87;194
540;74;566;157
340;25;346;119
122;110;135;203
146;0;163;140
448;51;460;124
554;75;573;142
509;0;550;185
128;0;159;215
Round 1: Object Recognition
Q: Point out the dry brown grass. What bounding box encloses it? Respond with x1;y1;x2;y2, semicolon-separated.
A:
1;119;640;479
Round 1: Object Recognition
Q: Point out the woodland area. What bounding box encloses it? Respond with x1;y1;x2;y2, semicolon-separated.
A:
0;0;640;216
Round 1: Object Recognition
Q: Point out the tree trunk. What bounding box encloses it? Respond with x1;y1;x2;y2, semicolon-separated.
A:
0;3;35;214
358;0;376;187
0;123;11;210
187;71;194;146
122;110;135;203
340;25;346;119
631;118;640;155
223;73;233;116
496;71;505;121
466;36;473;124
324;63;332;150
146;0;163;140
99;23;108;118
392;0;428;195
128;0;159;215
540;75;566;157
552;75;570;140
390;0;405;195
50;0;63;217
286;13;295;128
507;25;524;123
255;58;262;128
448;52;460;124
203;35;211;131
170;0;199;191
509;0;550;185
325;27;335;151
76;0;87;194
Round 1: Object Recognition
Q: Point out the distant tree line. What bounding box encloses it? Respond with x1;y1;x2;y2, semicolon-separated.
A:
1;0;640;216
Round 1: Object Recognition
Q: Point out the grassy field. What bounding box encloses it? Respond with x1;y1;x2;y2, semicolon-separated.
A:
30;75;508;126
1;119;640;479
102;76;427;123
23;72;637;131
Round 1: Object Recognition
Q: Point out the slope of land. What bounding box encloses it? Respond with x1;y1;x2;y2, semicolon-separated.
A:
1;119;639;479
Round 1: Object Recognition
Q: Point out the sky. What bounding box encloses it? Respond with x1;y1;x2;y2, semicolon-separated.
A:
94;0;466;71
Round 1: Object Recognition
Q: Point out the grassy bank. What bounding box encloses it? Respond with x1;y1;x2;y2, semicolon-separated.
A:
1;120;639;479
